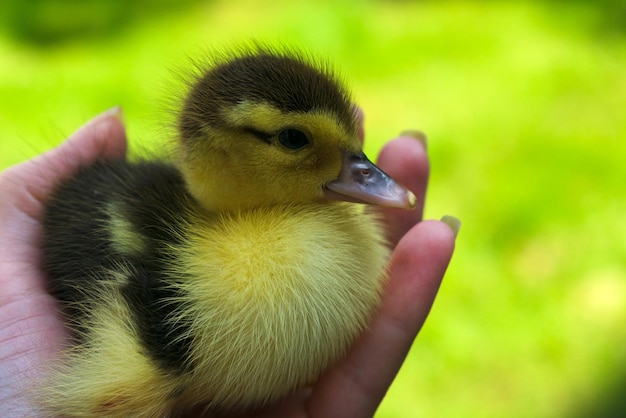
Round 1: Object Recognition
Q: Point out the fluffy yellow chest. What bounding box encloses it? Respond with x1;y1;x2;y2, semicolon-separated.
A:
176;203;389;407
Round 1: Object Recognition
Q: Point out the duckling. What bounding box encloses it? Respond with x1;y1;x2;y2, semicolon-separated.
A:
40;48;416;417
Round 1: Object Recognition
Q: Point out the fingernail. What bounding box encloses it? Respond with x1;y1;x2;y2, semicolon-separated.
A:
353;105;364;122
97;105;124;125
352;106;365;142
400;130;427;149
440;215;461;238
108;105;125;123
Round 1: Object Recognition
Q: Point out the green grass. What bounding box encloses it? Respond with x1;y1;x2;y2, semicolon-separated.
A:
1;1;625;417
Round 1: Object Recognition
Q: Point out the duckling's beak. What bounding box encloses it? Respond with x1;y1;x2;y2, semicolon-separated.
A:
324;152;417;210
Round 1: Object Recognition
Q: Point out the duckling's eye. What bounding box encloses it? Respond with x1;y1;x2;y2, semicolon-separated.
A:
278;129;309;150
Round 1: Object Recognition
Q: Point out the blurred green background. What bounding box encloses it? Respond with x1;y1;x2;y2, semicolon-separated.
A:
1;1;625;417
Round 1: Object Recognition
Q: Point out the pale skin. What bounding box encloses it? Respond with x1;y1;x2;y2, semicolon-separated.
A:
0;107;457;417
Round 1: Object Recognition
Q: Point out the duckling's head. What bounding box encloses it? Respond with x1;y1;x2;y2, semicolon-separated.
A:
178;49;415;211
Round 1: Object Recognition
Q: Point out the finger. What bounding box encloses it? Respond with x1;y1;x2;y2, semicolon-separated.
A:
0;107;127;297
376;133;429;247
0;106;127;219
28;106;127;202
307;220;456;418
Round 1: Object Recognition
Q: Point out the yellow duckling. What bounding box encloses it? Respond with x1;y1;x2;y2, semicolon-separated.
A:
40;48;416;417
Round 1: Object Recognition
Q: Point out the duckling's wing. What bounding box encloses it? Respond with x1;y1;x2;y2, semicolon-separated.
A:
43;160;195;371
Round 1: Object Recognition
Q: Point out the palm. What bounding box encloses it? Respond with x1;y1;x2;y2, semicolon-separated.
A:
0;109;455;418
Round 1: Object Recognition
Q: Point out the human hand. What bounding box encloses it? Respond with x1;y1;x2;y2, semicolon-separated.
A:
0;107;127;416
0;108;457;417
